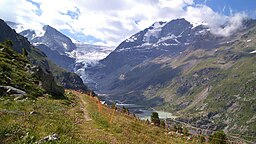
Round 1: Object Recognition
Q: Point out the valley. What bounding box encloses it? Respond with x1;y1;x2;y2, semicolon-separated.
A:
4;17;256;142
83;18;256;142
0;0;256;142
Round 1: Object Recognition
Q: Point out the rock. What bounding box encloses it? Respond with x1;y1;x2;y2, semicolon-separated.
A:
14;96;25;101
29;111;39;115
0;85;27;97
37;133;59;143
43;133;59;141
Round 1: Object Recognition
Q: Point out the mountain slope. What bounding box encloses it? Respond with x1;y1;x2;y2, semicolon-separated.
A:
0;90;200;143
86;18;240;101
0;41;47;97
1;19;87;92
0;19;64;96
85;18;256;140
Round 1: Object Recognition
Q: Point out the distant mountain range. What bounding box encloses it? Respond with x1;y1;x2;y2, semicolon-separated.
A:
6;21;113;73
85;18;256;139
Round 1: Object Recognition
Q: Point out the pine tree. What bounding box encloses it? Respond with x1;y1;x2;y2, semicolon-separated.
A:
4;39;13;47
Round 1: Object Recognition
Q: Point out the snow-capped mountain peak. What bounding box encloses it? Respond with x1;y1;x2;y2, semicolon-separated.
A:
117;18;210;53
6;21;46;39
143;21;167;43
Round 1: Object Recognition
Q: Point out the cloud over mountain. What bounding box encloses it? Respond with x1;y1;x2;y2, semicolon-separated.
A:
0;0;250;46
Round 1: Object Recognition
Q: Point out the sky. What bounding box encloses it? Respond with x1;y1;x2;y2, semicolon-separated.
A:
0;0;255;47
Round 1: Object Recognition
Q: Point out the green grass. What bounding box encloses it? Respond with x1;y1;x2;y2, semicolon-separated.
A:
0;90;201;143
78;91;202;144
0;91;91;143
0;43;44;98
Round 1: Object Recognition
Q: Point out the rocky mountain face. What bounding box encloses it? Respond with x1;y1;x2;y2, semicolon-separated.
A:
7;23;76;71
1;19;88;92
31;25;76;54
86;18;235;98
101;19;223;72
85;18;256;138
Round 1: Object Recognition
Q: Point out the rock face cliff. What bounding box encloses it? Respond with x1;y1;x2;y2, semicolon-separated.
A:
85;18;256;138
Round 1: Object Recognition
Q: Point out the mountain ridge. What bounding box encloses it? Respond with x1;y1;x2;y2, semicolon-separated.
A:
85;18;256;139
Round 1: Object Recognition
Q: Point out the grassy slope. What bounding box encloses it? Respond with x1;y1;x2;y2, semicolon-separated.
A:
0;90;200;144
0;43;44;97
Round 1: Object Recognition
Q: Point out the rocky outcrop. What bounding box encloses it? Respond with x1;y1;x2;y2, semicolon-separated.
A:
37;133;59;143
34;66;64;96
0;85;27;97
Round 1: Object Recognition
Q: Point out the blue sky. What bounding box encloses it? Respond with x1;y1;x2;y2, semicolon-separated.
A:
195;0;256;18
0;0;255;46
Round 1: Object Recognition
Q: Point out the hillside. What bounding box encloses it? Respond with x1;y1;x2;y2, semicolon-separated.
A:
85;18;256;141
0;42;64;99
155;23;256;140
0;41;61;97
1;89;207;144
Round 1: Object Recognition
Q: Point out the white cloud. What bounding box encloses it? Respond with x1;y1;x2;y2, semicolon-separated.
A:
0;0;250;46
209;13;248;37
185;5;248;36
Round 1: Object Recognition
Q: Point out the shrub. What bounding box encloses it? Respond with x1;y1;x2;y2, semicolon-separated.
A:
209;130;227;144
151;112;160;126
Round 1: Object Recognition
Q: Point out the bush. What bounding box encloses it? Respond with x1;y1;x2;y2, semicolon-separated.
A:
160;120;166;128
209;130;227;144
151;112;160;126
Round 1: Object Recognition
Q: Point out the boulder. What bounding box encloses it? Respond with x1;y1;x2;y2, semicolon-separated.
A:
37;133;59;143
0;85;26;97
29;111;39;115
